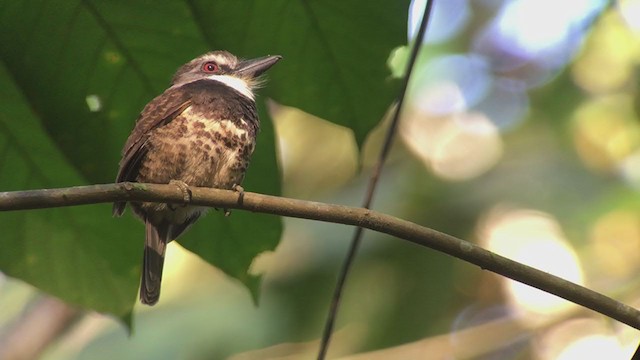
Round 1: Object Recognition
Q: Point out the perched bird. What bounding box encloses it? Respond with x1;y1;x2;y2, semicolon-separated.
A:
113;51;281;305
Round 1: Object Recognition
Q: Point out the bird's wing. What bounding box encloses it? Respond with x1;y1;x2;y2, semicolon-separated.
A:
113;88;192;216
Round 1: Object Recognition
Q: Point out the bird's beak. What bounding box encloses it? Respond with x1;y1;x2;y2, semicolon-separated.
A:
236;55;282;78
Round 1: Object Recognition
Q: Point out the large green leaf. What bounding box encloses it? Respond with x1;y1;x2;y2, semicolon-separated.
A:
0;0;408;318
192;0;407;146
0;62;140;318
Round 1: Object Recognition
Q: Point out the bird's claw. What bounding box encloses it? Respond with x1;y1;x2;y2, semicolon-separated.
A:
224;184;245;217
232;184;245;194
169;180;192;203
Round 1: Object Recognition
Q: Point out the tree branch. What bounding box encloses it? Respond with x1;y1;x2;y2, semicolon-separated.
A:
2;182;640;330
319;1;436;358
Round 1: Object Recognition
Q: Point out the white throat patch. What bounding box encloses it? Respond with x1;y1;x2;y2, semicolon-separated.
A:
206;74;254;100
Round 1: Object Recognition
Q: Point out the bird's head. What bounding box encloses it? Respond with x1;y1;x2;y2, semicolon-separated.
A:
170;51;282;100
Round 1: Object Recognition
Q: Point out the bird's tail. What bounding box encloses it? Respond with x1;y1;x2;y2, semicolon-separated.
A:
140;220;170;305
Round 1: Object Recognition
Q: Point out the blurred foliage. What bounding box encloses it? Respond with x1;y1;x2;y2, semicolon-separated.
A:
3;0;640;359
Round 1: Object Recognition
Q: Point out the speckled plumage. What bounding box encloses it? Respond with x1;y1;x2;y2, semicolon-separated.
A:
113;51;280;305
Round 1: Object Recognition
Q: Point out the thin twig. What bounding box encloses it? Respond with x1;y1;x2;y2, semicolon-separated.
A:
317;1;435;358
2;183;640;332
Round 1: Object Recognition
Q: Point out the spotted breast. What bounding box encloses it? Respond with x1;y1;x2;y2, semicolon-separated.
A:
133;80;259;223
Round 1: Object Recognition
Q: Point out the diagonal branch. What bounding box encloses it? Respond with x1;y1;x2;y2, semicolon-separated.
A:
1;182;640;330
318;1;435;357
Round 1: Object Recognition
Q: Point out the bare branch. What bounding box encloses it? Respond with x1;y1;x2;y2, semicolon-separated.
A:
320;1;437;357
1;182;640;330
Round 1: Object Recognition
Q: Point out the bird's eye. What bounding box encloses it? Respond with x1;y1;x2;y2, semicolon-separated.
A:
202;62;219;73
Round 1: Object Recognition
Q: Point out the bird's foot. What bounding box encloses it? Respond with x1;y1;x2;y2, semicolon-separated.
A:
169;180;192;204
232;184;245;195
224;184;245;217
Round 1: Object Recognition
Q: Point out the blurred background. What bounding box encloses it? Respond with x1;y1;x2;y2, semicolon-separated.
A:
3;0;640;358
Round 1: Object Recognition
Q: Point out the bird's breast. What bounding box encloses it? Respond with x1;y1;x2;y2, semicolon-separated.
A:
139;105;256;190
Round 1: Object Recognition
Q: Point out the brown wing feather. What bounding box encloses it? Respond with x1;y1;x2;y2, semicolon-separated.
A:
112;88;192;217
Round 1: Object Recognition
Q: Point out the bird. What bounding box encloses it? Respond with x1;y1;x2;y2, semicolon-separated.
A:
112;51;281;305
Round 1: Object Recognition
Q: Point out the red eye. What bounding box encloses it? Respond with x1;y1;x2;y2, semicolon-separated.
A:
202;62;219;73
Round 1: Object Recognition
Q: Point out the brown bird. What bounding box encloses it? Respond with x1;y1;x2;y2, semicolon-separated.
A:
113;51;281;305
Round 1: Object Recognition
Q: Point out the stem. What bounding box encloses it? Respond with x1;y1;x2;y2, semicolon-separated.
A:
2;182;639;331
317;1;436;358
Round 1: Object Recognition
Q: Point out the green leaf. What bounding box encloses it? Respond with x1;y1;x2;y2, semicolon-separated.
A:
0;0;409;319
0;62;140;318
191;0;408;146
